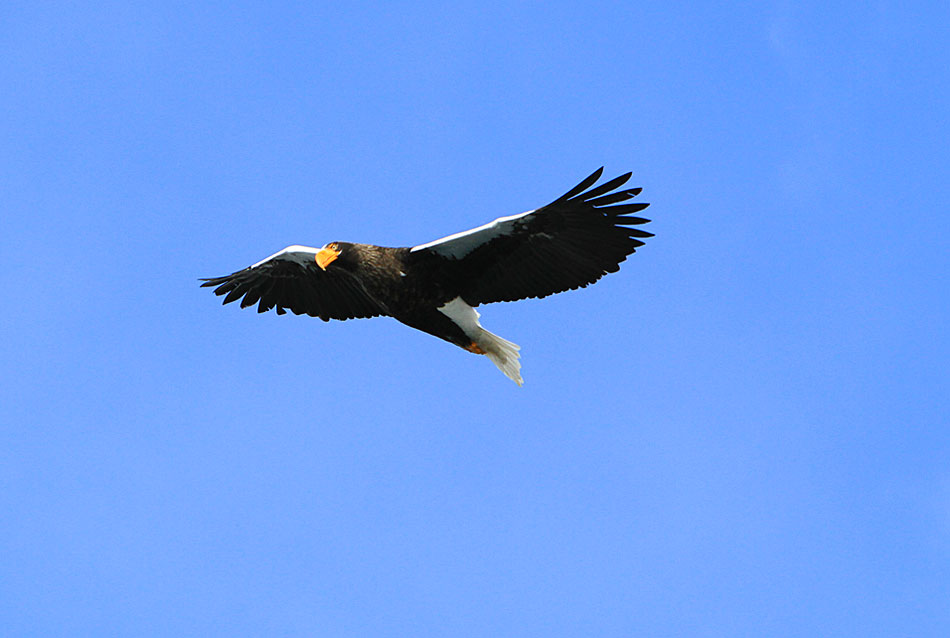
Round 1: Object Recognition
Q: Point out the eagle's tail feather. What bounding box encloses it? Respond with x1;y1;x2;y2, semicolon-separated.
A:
476;328;523;386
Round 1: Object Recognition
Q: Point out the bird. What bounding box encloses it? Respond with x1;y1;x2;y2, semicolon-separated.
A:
200;167;652;385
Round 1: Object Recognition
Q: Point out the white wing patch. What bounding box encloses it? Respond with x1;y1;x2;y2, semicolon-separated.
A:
250;245;322;269
410;209;537;259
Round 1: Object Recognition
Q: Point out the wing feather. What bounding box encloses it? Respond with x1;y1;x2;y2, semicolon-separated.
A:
554;166;605;202
577;172;632;200
410;169;652;305
200;246;386;321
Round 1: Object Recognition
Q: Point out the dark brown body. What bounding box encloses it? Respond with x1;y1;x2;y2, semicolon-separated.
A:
331;243;474;349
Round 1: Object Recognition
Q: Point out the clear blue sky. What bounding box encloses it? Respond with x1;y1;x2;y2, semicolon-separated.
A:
2;1;948;636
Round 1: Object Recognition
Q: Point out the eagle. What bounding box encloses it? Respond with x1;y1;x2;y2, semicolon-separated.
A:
200;168;652;385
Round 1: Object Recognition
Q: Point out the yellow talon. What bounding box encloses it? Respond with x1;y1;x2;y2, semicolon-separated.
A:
465;342;487;355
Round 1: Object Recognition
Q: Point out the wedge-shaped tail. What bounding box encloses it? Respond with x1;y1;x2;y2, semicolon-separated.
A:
476;327;523;386
438;296;524;386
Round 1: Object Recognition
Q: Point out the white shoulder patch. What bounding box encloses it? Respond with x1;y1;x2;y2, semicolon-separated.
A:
250;245;321;269
410;209;536;259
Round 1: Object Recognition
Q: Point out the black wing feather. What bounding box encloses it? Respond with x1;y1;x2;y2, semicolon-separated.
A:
553;167;605;202
453;169;652;305
578;172;632;201
200;251;385;321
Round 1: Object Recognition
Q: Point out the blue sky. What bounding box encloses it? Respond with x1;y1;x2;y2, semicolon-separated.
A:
2;1;948;635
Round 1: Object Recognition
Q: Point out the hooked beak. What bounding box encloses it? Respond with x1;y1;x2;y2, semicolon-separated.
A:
315;245;341;270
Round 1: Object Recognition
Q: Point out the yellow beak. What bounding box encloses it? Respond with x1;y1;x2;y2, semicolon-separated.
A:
315;246;341;270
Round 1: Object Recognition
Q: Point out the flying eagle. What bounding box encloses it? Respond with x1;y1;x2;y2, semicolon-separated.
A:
200;168;652;385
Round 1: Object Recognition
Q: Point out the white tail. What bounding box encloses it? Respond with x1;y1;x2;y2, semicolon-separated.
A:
438;296;524;386
475;327;523;386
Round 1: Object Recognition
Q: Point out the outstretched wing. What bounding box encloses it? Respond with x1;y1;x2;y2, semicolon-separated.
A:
200;245;387;321
409;168;652;305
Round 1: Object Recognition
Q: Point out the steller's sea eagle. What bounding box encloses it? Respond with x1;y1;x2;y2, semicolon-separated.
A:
200;168;652;385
